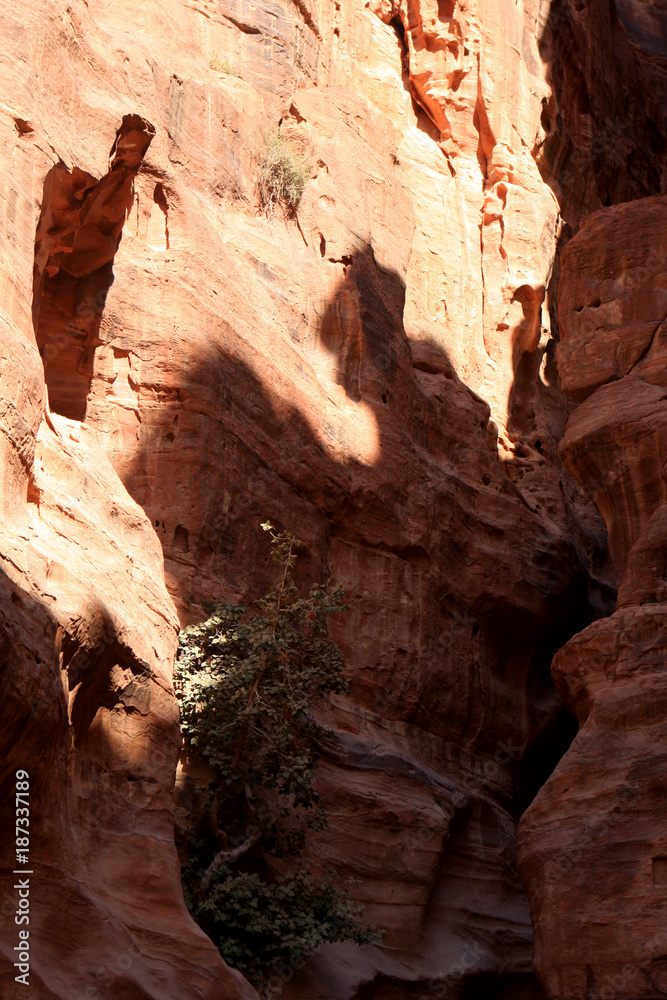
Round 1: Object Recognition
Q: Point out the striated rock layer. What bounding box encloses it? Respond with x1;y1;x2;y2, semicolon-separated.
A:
0;106;257;1000
1;0;664;997
518;195;667;999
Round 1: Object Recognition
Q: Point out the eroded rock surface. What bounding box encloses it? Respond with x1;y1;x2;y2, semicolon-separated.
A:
556;195;667;401
1;0;663;998
0;35;256;1000
518;194;667;1000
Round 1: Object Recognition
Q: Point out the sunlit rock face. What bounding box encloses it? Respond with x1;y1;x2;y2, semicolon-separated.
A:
0;89;257;1000
1;0;664;997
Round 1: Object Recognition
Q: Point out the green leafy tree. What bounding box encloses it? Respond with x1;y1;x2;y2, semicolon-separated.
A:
175;523;380;987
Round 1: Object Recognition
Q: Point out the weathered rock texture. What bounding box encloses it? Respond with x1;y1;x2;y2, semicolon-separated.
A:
0;0;663;998
534;0;667;364
0;92;257;1000
518;195;667;999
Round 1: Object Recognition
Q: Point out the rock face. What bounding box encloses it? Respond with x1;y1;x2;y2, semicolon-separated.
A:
33;114;157;422
0;69;257;1000
517;194;667;999
536;0;667;224
0;0;663;998
555;196;667;405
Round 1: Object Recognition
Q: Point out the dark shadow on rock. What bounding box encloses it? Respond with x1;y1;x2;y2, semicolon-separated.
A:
123;244;612;858
0;563;220;1000
316;245;410;405
32;114;155;421
536;0;667;222
0;570;64;816
354;970;548;999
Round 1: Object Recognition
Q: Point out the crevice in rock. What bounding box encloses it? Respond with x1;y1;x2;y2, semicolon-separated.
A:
153;182;170;250
32;114;155;422
222;13;262;35
290;0;322;40
389;14;407;56
14;118;34;136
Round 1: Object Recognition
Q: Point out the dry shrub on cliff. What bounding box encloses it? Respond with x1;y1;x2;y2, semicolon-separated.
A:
209;57;242;77
257;133;309;216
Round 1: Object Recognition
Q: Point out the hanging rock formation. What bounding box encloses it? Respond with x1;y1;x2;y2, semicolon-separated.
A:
33;114;156;421
0;0;664;998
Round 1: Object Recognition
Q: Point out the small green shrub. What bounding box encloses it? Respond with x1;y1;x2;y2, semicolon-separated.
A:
209;57;242;77
257;133;309;216
184;869;377;987
175;522;381;988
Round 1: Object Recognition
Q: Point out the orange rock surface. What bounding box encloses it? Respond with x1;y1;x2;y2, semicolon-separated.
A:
0;0;664;998
0;62;256;1000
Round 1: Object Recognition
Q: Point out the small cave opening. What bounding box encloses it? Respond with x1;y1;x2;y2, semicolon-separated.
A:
174;525;190;553
540;97;551;136
14;118;34;136
32;114;155;421
437;0;456;19
153;182;170;250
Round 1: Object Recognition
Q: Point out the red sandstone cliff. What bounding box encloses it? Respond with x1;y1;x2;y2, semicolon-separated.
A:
0;1;665;998
518;194;667;1000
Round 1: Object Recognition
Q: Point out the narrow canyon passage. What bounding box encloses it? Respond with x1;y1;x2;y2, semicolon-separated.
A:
0;1;665;999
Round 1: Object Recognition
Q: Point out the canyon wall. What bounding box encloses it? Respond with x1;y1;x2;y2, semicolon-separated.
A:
0;0;664;998
0;87;257;1000
516;5;667;999
518;194;667;999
